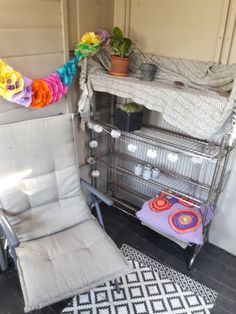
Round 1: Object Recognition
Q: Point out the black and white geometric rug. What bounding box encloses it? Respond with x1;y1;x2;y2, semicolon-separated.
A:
62;244;218;314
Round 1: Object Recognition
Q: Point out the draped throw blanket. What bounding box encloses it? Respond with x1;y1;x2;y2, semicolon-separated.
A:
79;50;236;143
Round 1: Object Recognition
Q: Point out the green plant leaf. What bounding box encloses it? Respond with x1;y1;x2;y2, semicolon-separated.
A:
119;38;132;57
111;27;133;57
113;37;122;49
113;26;123;39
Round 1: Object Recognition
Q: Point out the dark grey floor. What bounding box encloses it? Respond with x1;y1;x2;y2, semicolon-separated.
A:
0;205;236;314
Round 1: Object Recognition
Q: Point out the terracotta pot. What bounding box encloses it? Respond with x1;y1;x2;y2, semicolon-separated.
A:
109;55;130;77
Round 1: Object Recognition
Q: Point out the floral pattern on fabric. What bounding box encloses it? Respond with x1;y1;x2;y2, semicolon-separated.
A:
169;209;202;233
149;197;172;212
137;191;214;245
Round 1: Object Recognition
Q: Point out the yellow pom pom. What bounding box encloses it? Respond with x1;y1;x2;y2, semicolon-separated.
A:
0;59;13;76
0;59;24;100
80;32;101;45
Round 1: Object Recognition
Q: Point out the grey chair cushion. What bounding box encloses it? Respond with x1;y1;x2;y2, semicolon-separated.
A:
0;114;130;312
0;114;91;241
16;218;129;312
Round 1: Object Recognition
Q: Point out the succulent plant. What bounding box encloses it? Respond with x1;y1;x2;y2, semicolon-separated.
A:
119;103;142;113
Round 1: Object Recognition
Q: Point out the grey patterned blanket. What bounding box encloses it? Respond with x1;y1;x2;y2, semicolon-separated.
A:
78;51;236;142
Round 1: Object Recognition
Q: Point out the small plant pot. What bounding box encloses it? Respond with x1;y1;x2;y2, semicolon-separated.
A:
109;55;131;77
140;63;157;81
114;108;143;132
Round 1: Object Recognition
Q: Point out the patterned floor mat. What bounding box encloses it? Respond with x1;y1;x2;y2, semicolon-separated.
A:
62;244;218;314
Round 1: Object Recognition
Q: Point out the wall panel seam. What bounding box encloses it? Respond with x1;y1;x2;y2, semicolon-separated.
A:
1;52;64;59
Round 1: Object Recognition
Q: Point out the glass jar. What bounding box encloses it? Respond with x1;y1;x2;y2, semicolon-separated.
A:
142;165;152;180
134;164;143;176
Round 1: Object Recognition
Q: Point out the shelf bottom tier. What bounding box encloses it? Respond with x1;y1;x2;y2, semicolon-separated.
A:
110;195;192;249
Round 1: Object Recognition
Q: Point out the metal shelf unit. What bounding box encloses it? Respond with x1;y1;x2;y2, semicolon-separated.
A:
88;92;232;270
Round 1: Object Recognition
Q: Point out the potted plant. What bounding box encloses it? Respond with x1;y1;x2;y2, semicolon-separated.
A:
109;26;133;77
114;103;143;132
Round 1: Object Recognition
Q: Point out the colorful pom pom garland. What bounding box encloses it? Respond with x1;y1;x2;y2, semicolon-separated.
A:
0;30;105;109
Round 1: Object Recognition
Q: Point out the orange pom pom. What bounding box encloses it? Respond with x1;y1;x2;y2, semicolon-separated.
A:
30;79;53;108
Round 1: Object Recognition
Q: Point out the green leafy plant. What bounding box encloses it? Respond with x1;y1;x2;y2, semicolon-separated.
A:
111;26;132;58
119;103;142;113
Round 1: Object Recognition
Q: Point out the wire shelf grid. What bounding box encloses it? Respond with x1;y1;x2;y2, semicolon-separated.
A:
97;155;210;205
101;123;221;159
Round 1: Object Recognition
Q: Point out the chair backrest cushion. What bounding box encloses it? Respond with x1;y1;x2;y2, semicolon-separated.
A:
0;114;91;242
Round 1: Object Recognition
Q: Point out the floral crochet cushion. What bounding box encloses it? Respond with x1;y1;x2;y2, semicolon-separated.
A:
136;192;214;245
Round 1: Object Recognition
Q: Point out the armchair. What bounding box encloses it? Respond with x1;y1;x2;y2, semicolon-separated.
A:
0;114;129;312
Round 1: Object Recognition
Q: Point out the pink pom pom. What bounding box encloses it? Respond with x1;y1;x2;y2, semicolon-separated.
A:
51;73;68;96
44;73;68;104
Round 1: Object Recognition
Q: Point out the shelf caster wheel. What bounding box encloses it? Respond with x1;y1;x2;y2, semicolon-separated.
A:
185;243;203;270
110;279;121;294
187;255;196;271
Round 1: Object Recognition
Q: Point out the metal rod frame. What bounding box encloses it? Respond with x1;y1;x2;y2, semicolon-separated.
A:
90;91;233;270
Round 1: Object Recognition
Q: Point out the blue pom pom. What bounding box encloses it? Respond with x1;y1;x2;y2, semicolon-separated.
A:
56;57;79;86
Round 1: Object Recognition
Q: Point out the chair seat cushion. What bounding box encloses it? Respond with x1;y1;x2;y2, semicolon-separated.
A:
16;218;129;312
